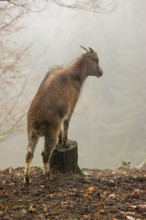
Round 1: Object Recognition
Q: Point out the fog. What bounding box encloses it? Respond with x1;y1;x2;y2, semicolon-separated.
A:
1;0;146;170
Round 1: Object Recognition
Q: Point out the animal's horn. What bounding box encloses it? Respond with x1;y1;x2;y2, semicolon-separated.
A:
89;47;95;53
80;46;88;52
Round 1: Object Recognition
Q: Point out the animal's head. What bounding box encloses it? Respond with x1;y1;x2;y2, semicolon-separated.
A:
80;46;103;78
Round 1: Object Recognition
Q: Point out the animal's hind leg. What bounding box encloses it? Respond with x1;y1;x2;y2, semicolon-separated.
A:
41;133;57;179
24;134;38;183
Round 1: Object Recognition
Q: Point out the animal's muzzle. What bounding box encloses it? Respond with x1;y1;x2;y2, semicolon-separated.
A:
98;66;103;77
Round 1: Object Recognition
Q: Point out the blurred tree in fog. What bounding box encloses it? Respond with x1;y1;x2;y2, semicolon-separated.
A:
0;0;30;141
0;0;115;141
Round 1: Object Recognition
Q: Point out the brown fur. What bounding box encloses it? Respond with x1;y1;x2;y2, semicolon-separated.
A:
24;47;103;183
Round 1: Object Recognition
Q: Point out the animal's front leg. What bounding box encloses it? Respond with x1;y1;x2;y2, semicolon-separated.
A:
58;129;63;145
61;119;70;147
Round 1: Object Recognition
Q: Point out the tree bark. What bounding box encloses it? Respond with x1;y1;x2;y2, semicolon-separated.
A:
51;140;82;174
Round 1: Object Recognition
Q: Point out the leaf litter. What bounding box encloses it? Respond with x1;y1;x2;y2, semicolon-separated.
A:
0;166;145;220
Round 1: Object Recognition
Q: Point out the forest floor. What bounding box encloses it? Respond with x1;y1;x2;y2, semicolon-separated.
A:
0;166;146;220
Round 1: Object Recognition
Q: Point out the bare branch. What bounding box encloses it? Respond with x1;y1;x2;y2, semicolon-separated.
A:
0;114;25;142
51;0;116;13
0;0;116;13
0;0;49;12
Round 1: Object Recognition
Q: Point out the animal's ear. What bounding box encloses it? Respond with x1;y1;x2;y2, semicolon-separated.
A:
80;45;88;52
89;47;95;53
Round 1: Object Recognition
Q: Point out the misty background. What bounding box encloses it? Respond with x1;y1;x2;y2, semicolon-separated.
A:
0;0;146;170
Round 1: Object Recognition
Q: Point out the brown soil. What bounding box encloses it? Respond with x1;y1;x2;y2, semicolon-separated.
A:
0;167;146;220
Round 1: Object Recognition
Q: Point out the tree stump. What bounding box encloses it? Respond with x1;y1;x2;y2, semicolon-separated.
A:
50;140;82;174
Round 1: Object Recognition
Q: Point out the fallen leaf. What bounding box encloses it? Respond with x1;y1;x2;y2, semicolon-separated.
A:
61;202;67;205
21;209;27;215
42;205;48;212
83;193;88;197
131;189;140;198
103;191;109;196
109;193;116;198
126;216;135;220
0;203;4;209
99;209;105;214
87;186;95;193
83;214;89;219
48;193;56;198
29;205;35;213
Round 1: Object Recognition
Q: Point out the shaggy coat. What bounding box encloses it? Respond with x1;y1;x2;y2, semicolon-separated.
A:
24;46;103;183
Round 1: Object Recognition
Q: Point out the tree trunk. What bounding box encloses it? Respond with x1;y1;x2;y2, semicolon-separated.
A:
51;140;82;174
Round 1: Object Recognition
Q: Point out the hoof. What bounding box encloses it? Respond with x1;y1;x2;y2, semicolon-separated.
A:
24;176;31;184
64;139;76;148
44;171;53;180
